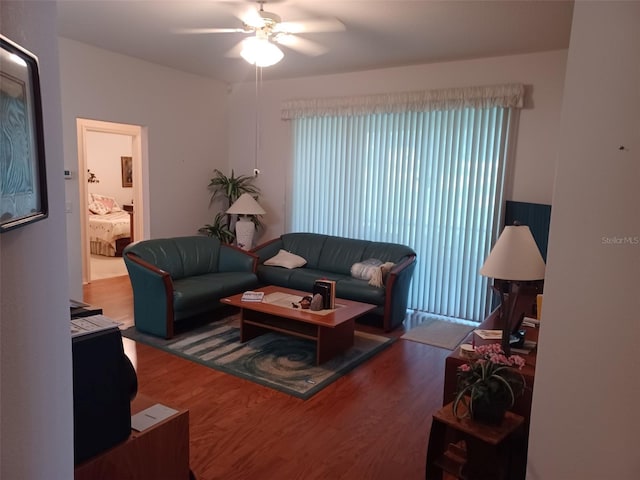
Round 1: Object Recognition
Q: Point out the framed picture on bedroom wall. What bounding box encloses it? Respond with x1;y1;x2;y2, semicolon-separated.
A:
121;156;132;188
0;35;49;233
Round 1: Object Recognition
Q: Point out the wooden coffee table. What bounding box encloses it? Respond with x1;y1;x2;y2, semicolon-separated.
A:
221;285;376;365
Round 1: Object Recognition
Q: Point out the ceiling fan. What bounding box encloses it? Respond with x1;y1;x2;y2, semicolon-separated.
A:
175;1;345;67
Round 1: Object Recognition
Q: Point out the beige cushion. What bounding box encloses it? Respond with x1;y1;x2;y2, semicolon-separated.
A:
264;249;307;269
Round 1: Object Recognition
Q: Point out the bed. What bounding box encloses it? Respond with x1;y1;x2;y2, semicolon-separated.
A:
88;194;131;257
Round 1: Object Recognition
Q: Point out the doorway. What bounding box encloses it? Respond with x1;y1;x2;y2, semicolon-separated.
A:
77;119;145;283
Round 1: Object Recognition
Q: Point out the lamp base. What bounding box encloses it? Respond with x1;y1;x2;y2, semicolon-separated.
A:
234;217;255;250
509;330;526;349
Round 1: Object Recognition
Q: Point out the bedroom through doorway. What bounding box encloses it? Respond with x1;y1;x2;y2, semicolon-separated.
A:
77;119;145;283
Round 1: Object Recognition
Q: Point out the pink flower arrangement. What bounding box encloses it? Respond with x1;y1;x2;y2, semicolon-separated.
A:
474;343;526;369
453;343;526;422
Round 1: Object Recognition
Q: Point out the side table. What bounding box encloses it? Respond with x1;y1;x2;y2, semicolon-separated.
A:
441;309;538;479
425;402;524;480
442;306;538;419
74;394;190;480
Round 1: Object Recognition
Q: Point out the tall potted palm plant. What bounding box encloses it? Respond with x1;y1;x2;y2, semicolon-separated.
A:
199;169;262;243
198;212;235;244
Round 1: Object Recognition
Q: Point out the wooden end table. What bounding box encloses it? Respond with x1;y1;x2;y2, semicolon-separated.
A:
221;285;376;365
441;303;539;479
74;394;190;480
443;309;538;419
425;402;525;480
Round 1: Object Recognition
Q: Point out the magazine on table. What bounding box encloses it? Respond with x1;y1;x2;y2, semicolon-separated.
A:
71;315;121;338
241;291;265;302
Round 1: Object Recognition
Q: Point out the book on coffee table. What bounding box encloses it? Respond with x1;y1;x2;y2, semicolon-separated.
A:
313;279;336;309
241;291;265;302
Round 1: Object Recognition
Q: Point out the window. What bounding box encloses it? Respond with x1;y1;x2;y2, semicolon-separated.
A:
283;84;523;322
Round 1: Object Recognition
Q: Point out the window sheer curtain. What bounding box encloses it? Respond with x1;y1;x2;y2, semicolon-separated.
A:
282;84;524;322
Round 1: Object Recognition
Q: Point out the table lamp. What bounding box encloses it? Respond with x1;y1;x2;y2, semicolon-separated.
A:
226;193;265;250
479;223;546;354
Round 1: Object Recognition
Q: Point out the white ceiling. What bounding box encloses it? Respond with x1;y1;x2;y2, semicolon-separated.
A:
57;0;574;84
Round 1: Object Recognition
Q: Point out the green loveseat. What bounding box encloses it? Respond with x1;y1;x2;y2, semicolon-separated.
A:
123;236;258;338
252;233;416;331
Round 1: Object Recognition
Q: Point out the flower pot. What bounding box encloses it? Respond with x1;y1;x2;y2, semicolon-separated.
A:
470;397;509;425
453;344;526;425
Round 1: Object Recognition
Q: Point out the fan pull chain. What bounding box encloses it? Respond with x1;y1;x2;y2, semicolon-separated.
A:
254;65;262;175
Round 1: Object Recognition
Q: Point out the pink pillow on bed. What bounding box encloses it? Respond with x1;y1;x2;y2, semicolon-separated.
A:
90;194;120;212
88;201;109;215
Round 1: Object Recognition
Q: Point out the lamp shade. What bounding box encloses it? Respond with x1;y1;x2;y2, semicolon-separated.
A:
226;193;266;216
479;225;546;280
240;37;284;67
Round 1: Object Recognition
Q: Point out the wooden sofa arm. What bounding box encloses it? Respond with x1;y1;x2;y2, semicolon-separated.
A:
124;252;176;338
388;254;416;276
251;237;283;264
383;253;417;331
124;252;170;277
385;253;416;292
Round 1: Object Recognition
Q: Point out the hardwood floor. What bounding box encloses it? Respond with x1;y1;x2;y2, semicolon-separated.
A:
83;274;135;327
83;276;450;480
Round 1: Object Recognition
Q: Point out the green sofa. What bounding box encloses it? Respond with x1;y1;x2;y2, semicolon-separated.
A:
252;233;416;331
123;236;258;338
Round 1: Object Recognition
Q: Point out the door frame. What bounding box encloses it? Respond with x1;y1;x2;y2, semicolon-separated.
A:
77;118;146;283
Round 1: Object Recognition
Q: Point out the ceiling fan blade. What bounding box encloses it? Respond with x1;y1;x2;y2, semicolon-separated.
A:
275;34;327;56
276;18;346;34
172;27;249;34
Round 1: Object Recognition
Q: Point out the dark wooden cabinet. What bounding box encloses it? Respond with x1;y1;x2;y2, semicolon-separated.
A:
74;394;190;480
426;402;525;480
442;296;539;420
436;286;540;479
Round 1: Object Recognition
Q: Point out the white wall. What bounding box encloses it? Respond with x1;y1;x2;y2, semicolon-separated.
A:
58;38;229;299
527;2;640;478
86;131;134;208
59;41;567;294
228;50;567;243
0;1;74;478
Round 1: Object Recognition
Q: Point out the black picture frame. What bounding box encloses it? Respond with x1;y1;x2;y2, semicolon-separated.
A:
0;35;48;233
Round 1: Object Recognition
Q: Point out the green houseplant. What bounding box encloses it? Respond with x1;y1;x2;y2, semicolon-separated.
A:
207;169;260;211
198;212;235;244
199;169;262;244
453;343;526;424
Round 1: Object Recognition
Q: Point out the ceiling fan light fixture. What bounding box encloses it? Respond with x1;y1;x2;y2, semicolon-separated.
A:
240;36;284;67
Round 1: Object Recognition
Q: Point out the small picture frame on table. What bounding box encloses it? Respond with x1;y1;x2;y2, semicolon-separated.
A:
0;35;48;233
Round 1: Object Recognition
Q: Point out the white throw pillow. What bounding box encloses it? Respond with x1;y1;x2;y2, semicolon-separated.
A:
264;249;307;269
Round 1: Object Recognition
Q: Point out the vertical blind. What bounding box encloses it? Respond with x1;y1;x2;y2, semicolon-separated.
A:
284;85;521;322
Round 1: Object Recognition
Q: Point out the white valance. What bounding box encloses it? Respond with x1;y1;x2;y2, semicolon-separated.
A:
281;83;525;120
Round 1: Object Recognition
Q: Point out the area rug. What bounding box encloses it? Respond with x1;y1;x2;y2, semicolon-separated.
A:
122;317;393;400
401;317;474;350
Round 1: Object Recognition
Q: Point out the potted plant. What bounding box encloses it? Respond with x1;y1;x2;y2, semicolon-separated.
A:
453;343;526;424
198;212;235;244
200;169;262;243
